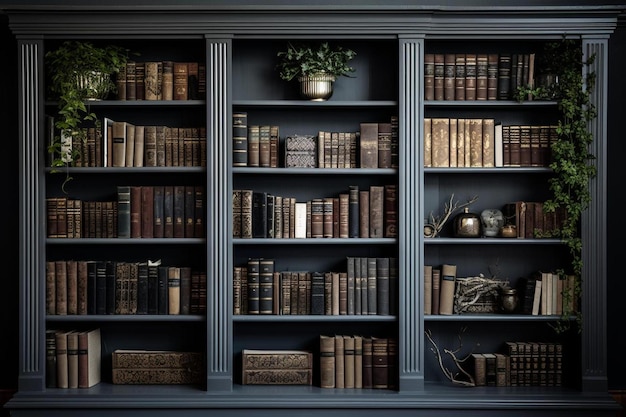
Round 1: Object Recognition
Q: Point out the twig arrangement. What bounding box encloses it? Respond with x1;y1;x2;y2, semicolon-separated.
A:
424;327;476;387
424;194;479;238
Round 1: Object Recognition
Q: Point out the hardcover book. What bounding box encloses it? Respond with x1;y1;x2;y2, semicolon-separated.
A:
241;349;313;385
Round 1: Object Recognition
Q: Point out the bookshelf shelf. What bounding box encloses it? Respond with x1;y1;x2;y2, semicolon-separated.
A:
233;238;396;245
46;314;205;323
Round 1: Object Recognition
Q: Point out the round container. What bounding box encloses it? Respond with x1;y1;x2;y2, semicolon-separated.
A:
500;287;519;313
500;224;517;238
453;207;481;238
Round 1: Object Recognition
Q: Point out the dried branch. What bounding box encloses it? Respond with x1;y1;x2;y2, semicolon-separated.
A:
425;194;479;237
425;327;476;387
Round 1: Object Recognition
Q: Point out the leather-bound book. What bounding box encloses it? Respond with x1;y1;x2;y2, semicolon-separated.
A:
377;122;392;168
67;331;79;388
372;337;388;389
424;53;435;101
455;53;466;100
359;122;379;168
439;264;457;315
464;53;477;100
78;328;101;388
173;62;188;100
55;331;70;388
55;260;67;315
444;53;456;100
476;53;488;100
161;61;174;100
167;266;181;315
320;335;336;388
434;53;445;100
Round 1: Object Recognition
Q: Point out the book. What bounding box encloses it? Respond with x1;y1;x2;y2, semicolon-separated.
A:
439;264;456;315
173;62;188;100
348;185;360;238
434;53;444;100
431;117;449;167
424;265;433;315
431;268;441;315
487;53;499;100
78;328;101;388
167;266;181;315
125;60;136;100
344;335;355;388
372;337;388;389
424;53;435;101
476;53;488;100
369;185;384;238
376;257;390;315
46;330;57;388
482;118;495;167
241;349;313;385
55;330;70;388
232;112;248;167
498;53;512;100
67;331;79;388
444;53;456;100
66;260;78;315
454;53;466;100
471;353;486;386
483;352;497;386
117;185;131;238
130;186;142;238
258;259;274;315
362;336;373;389
464;53;477;100
111;121;127;167
320;335;336;388
335;335;345;388
359;122;379;168
54;260;67;315
469;118;483;167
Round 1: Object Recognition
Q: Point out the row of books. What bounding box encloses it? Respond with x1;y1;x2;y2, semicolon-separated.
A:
112;349;204;385
104;118;206;168
116;60;206;101
233;113;399;169
320;335;397;389
232;185;397;239
45;260;206;316
471;341;563;387
233;257;397;316
46;116;206;168
425;52;536;101
46;328;101;389
502;201;568;239
520;271;578;316
425;117;558;168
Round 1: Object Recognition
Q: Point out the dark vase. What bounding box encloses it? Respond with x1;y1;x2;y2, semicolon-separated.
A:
453;207;481;238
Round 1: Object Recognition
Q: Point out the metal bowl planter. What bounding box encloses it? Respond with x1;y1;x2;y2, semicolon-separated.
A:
298;73;336;101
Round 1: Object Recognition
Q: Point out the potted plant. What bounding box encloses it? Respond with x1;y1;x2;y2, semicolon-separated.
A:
45;40;131;189
515;38;597;331
276;41;356;101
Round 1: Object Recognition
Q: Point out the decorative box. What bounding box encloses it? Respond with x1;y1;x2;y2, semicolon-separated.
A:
112;349;204;384
285;134;317;167
242;349;313;385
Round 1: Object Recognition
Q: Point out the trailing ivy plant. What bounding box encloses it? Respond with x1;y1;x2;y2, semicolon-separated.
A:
516;38;597;332
45;41;131;191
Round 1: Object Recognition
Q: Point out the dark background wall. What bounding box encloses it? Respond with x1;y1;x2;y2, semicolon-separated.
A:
0;1;623;397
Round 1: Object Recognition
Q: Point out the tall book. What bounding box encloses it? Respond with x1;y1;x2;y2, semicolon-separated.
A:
424;264;433;315
359;122;379;168
343;335;355;389
424;53;435;101
423;117;432;167
434;53;445;100
464;53;477;100
369;185;384;238
431;117;450;167
167;266;181;315
487;53;499;100
111;121;127;168
498;53;512;100
334;335;345;388
469;118;483;167
371;337;388;389
431;267;441;315
173;62;188;100
476;53;488;100
117;185;131;238
348;185;359;238
78;328;101;388
46;330;57;388
67;331;79;388
247;258;260;315
376;257;390;315
259;259;274;315
454;53;466;100
54;260;67;315
55;330;70;388
439;264;457;315
377;122;392;168
320;335;335;388
443;53;456;100
232;112;248;167
482;118;495;167
362;336;373;389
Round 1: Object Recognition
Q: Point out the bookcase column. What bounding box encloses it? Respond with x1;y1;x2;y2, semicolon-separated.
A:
398;36;424;392
205;37;233;391
17;38;46;392
581;36;609;393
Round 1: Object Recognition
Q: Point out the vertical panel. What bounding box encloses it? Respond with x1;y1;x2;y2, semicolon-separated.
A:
581;37;608;393
18;39;45;392
206;37;233;391
398;36;424;392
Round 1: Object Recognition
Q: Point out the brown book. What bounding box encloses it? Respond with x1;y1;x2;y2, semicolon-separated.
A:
369;185;384;238
133;124;145;167
431;117;449;167
495;353;509;386
337;193;349;238
130;186;142;238
143;125;157;167
449;117;458;167
144;61;160;101
444;53;456;100
55;260;67;315
424;53;435;101
152;185;164;238
476;53;488;100
464;53;477;100
179;266;192;315
155;125;166;167
322;197;333;238
431;268;441;315
111;121;127;168
354;335;363;388
334;335;345;388
320;335;336;388
520;125;532;167
269;125;279;168
508;125;521;167
469;118;483;167
259;125;271;167
125;61;136;101
67;331;79;389
471;353;487;386
456;118;466;167
358;190;369;238
78;328;101;388
484;352;497;386
187;61;199;100
136;61;146;100
141;186;154;238
168;266;181;315
359;122;379;168
439;264;456;315
384;184;397;238
377;122;392;168
434;53;444;101
371;337;388;389
247;124;260;167
46;261;56;315
482;118;495;167
66;260;78;315
487;53;499;100
162;60;174;100
424;265;433;315
77;260;88;315
232;189;242;238
115;62;126;100
55;330;70;388
113;349;202;369
343;335;355;388
173;185;185;238
423;117;432;167
173;62;188;100
242;349;312;385
455;53;466;100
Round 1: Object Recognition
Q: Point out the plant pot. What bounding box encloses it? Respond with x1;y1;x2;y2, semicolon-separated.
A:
74;70;111;100
298;74;335;101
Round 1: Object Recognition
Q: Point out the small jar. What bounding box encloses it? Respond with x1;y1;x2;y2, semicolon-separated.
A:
500;287;519;313
453;207;481;238
500;224;517;238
